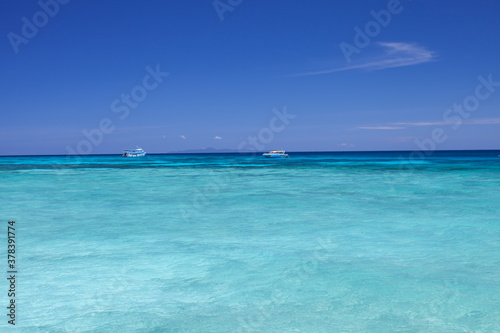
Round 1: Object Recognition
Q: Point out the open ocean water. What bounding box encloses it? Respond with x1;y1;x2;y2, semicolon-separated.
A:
1;150;500;332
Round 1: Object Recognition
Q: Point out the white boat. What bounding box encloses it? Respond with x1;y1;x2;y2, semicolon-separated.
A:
263;150;289;158
122;148;146;157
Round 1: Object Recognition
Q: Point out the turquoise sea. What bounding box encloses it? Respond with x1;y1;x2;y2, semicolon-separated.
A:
1;151;500;332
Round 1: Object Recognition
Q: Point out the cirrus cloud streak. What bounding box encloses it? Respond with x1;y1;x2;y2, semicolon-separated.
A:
292;42;436;77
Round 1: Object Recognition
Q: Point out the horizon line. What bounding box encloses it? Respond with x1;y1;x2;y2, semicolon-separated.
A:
1;148;500;158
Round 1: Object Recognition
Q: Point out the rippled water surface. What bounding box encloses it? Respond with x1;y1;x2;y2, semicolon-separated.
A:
1;151;500;332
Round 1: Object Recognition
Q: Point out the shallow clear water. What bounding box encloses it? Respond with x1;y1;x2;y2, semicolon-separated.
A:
1;151;500;332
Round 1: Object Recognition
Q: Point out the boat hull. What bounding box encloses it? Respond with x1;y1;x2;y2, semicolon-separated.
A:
123;149;146;157
123;152;146;157
263;154;289;158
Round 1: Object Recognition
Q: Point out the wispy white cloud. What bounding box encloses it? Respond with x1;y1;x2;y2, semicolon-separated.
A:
394;118;500;127
356;118;500;130
393;121;450;126
292;42;436;77
214;136;222;140
467;118;500;125
180;135;186;139
356;126;405;130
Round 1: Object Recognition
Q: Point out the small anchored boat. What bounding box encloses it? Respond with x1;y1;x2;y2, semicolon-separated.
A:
122;148;146;157
263;150;289;158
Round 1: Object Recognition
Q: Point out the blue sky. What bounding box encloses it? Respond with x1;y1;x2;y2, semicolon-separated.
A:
1;0;499;155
